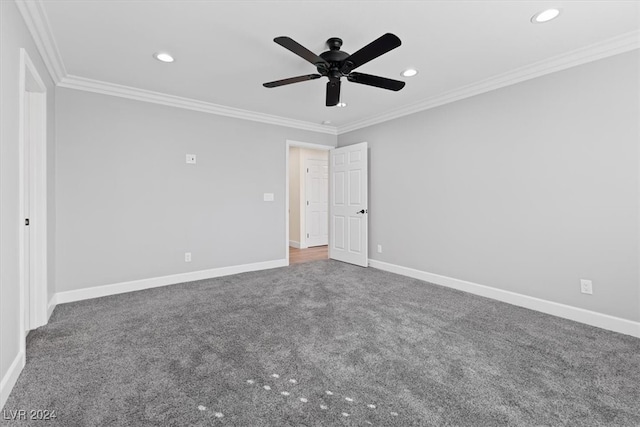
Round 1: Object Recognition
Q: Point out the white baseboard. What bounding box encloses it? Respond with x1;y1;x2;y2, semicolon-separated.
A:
289;241;301;249
47;295;57;320
55;259;287;305
369;259;640;338
0;351;25;410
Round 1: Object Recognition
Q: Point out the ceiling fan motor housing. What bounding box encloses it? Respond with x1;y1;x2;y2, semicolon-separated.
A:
318;38;350;79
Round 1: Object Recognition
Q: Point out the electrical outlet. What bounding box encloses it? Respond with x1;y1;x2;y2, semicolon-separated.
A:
377;244;382;253
185;252;192;262
580;279;593;295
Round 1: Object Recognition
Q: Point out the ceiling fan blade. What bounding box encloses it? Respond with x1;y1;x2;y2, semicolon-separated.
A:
263;74;322;88
274;37;330;68
347;72;405;91
326;81;341;106
341;33;401;73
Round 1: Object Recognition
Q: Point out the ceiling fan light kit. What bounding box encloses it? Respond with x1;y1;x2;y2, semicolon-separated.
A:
263;33;406;107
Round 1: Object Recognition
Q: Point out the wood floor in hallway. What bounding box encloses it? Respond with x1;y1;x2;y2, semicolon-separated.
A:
289;246;328;265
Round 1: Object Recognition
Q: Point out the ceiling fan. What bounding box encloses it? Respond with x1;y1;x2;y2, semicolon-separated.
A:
263;33;406;107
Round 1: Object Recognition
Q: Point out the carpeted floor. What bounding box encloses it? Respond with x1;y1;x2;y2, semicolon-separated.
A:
2;260;639;426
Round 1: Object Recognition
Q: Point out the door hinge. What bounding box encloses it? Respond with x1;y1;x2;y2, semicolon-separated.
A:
307;201;309;206
307;168;309;173
25;218;30;226
307;233;309;238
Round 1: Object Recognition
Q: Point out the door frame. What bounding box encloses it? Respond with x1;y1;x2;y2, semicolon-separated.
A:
18;48;48;341
285;140;333;265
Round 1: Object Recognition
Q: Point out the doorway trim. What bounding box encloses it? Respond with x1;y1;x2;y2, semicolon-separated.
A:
285;140;333;265
18;48;48;343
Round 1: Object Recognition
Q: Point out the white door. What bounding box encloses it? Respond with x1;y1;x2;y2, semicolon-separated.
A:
19;49;48;333
329;142;368;267
305;158;328;247
23;93;31;332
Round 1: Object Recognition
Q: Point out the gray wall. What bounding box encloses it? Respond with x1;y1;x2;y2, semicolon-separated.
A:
55;88;335;292
339;51;639;322
0;1;57;396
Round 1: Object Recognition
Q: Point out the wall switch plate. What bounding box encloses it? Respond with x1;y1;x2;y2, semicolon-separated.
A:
185;252;192;262
580;279;593;294
186;154;196;164
263;193;274;202
377;244;383;253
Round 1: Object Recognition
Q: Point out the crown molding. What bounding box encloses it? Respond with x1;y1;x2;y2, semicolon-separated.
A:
15;0;66;84
59;75;338;135
337;30;640;135
16;0;637;137
16;0;337;135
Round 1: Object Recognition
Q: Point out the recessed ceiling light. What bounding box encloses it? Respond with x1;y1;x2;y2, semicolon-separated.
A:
322;120;332;125
531;8;561;23
154;52;174;63
401;68;418;77
336;102;347;108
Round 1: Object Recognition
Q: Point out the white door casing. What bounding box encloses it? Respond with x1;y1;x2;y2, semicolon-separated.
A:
329;142;368;267
305;158;328;247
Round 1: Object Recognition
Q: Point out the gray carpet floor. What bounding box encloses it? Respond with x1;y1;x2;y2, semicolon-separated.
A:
2;260;639;426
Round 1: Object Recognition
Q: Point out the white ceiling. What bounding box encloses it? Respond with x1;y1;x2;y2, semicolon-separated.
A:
41;0;639;129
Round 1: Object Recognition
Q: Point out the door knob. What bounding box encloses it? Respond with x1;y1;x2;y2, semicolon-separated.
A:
356;209;368;214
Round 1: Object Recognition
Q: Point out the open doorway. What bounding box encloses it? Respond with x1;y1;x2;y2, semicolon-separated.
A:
285;140;332;265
